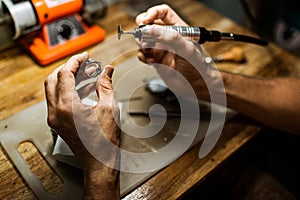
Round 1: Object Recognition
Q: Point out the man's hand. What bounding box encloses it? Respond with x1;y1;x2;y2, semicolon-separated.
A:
44;52;120;199
135;4;225;102
135;4;188;67
135;4;188;26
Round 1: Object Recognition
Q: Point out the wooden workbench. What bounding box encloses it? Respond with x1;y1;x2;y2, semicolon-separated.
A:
1;0;300;199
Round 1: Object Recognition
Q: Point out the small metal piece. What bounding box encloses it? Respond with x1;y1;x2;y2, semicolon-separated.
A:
75;58;102;91
81;58;102;78
144;77;177;102
118;24;142;40
205;57;213;64
145;77;168;93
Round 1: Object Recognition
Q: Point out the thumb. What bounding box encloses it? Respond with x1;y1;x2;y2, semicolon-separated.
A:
96;65;114;104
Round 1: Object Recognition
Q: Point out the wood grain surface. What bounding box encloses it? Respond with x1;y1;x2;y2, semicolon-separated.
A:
1;0;300;199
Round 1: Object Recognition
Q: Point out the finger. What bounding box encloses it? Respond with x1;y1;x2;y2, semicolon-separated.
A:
136;5;172;25
44;63;68;128
146;4;176;25
65;52;89;76
137;48;166;64
58;52;89;90
141;26;206;77
142;25;196;58
136;12;148;25
137;50;157;64
77;82;96;99
66;52;90;85
44;60;69;108
44;71;58;116
152;53;176;78
140;42;174;65
137;50;148;63
75;69;89;85
56;52;89;103
96;65;114;105
136;4;187;26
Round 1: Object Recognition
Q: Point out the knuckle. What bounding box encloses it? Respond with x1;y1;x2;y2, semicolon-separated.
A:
170;30;181;40
44;74;55;87
57;68;72;80
47;114;58;129
44;77;50;87
56;69;64;79
99;77;113;90
69;55;79;63
59;105;71;117
47;118;55;129
58;68;68;76
161;4;171;9
160;28;179;42
99;103;113;115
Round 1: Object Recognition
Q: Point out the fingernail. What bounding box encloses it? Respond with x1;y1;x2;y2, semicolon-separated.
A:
146;58;155;63
141;25;151;34
104;66;114;78
81;51;88;56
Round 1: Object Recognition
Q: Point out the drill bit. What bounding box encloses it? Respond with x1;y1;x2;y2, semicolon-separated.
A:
118;24;143;40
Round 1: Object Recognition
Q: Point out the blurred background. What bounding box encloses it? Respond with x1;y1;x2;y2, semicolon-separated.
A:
198;0;300;56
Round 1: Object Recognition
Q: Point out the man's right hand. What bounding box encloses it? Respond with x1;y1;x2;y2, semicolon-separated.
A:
135;4;188;27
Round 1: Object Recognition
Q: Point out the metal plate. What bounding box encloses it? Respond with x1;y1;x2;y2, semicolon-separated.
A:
0;56;236;199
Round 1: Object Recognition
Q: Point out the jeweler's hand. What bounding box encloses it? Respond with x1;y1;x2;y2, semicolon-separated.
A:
135;4;188;27
141;25;217;100
135;4;224;102
135;4;188;67
44;52;120;199
134;5;300;138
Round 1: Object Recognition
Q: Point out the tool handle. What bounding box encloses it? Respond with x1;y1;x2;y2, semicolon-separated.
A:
120;24;268;46
214;46;246;63
162;26;268;46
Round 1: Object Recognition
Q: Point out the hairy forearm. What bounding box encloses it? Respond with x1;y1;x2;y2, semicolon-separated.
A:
221;71;300;134
83;157;120;200
81;136;120;200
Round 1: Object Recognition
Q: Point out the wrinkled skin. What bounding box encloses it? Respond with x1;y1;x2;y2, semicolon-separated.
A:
44;52;120;199
136;4;219;101
135;4;300;134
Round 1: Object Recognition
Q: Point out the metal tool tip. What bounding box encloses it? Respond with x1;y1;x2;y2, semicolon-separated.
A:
118;24;122;40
